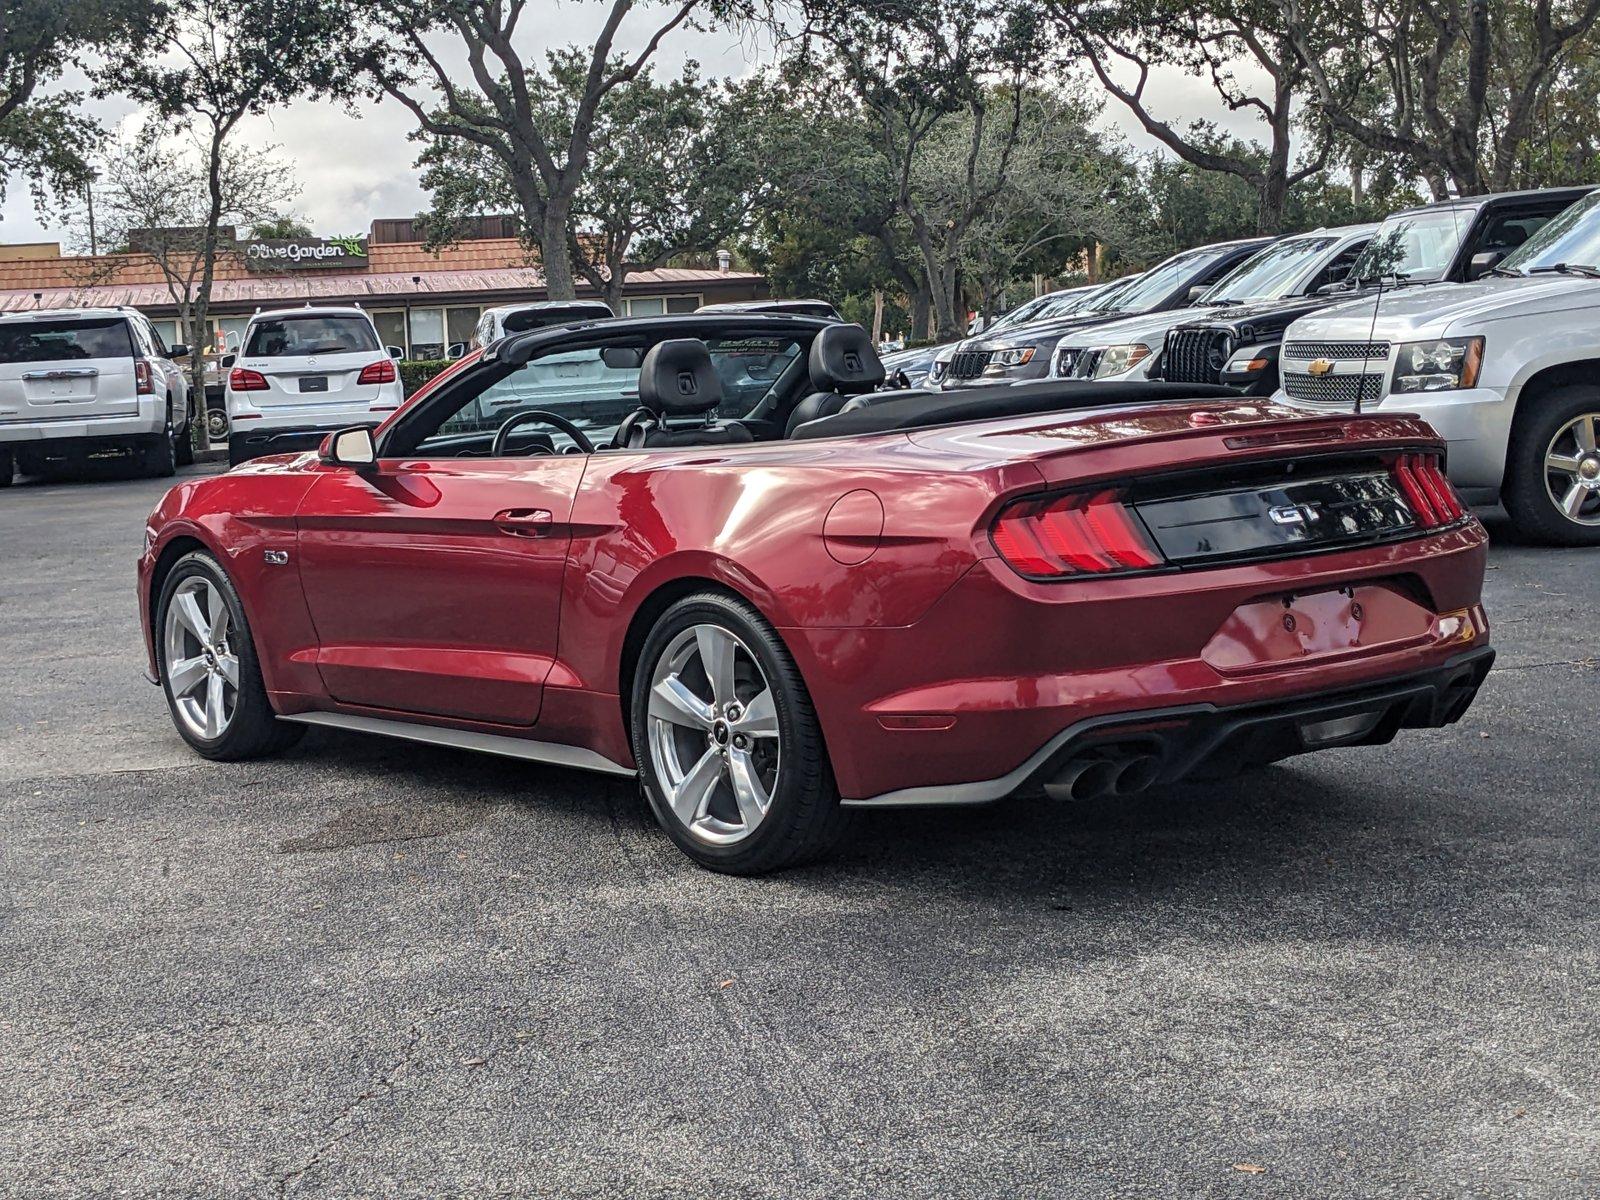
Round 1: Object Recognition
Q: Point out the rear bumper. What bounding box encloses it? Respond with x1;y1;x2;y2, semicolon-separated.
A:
0;406;163;446
845;646;1493;806
229;422;371;461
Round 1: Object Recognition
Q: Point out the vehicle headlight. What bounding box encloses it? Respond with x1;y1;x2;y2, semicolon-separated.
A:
928;356;950;382
984;345;1037;372
1091;343;1151;378
1391;337;1484;393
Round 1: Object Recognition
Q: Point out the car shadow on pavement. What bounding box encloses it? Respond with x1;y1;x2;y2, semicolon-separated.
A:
283;723;1458;921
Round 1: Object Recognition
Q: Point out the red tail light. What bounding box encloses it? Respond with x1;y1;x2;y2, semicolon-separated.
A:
1393;452;1465;527
358;358;397;385
991;489;1163;578
229;367;269;392
134;360;154;395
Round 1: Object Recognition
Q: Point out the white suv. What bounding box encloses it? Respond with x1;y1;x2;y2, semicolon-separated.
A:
1277;188;1600;544
224;306;404;465
0;307;193;485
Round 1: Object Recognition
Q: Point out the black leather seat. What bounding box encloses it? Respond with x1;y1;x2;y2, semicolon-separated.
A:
785;324;886;436
615;338;753;449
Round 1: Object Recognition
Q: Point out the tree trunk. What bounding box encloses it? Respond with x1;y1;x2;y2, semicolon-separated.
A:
540;192;578;301
871;290;884;344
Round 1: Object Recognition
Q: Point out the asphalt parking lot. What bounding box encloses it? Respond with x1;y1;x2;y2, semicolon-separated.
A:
2;462;1596;1199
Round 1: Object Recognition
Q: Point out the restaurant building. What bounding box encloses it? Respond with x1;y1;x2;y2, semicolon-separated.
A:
0;216;770;359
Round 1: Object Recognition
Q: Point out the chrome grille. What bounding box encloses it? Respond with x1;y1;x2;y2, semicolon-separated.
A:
948;350;993;380
1165;328;1231;384
1053;346;1082;377
1071;349;1104;378
1283;372;1384;405
1283;341;1390;361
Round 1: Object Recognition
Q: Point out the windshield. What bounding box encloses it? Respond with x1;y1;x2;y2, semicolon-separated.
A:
1501;190;1600;273
1106;247;1237;313
0;317;133;363
245;315;379;357
1202;237;1335;303
1349;206;1477;283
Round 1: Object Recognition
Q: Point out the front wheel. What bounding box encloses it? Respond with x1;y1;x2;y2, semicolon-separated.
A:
1504;385;1600;545
630;592;847;874
156;551;303;761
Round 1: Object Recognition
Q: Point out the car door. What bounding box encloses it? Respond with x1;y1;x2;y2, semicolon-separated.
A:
291;351;611;727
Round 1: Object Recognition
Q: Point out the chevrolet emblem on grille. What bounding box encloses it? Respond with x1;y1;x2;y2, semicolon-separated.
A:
1307;359;1334;377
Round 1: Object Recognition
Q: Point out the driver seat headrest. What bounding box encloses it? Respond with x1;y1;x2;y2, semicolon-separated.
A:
639;338;723;417
808;323;885;395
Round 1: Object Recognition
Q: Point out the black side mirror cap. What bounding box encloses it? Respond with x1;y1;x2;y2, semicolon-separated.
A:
1465;249;1507;281
168;343;190;359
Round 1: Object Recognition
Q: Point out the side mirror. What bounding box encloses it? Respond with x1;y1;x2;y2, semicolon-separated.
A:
168;343;190;359
1186;284;1210;303
386;345;405;360
1465;249;1507;281
220;352;237;369
321;425;377;469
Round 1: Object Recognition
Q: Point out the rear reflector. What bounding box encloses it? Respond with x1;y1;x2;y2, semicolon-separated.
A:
1393;453;1465;527
992;489;1163;578
230;367;269;392
358;359;397;385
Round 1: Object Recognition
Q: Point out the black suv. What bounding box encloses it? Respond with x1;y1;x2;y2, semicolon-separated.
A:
1158;186;1599;394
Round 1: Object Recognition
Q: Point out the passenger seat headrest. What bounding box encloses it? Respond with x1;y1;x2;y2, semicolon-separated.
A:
639;338;723;416
808;323;885;395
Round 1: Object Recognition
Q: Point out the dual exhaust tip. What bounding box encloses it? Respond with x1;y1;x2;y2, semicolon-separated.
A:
1044;748;1163;803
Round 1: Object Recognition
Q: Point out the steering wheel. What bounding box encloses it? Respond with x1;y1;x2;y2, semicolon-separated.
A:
491;409;595;457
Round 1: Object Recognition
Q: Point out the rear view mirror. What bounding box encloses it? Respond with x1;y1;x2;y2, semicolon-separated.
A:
601;346;644;369
323;426;377;469
168;343;190;359
1465;249;1507;281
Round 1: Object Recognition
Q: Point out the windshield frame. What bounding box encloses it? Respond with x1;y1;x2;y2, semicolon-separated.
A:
1199;236;1337;304
1348;204;1480;285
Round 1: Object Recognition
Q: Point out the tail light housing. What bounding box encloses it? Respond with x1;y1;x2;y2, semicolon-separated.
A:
1393;452;1466;527
134;360;154;395
358;358;397;385
991;489;1164;578
229;367;269;392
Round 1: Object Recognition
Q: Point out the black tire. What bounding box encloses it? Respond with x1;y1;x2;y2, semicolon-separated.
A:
141;403;178;478
0;446;13;488
629;591;849;874
175;399;195;466
1503;384;1600;546
155;550;303;761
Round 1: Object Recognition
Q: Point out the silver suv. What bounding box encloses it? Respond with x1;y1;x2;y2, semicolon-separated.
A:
0;307;193;485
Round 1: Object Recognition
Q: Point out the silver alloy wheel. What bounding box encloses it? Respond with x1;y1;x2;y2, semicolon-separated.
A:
1544;412;1600;526
646;623;781;846
207;409;229;441
163;576;240;740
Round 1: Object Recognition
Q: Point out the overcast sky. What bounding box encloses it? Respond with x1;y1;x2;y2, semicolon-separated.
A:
0;12;1269;248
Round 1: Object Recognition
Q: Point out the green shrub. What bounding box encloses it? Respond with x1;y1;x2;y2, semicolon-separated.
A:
400;358;455;396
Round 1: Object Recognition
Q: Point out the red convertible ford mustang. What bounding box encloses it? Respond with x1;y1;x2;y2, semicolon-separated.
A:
139;313;1493;872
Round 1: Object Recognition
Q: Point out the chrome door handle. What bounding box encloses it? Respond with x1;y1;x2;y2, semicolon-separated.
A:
493;507;554;536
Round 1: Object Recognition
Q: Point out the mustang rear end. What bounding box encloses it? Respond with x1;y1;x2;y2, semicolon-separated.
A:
789;409;1492;807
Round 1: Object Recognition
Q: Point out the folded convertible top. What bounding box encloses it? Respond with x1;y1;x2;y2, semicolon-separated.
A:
790;379;1242;440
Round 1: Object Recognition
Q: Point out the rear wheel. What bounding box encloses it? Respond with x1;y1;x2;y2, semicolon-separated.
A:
141;403;178;478
175;399;195;466
1504;385;1600;545
630;592;847;874
156;551;303;761
0;446;12;487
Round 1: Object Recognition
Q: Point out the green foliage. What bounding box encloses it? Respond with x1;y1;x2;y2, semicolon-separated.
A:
0;0;151;210
248;215;315;239
399;359;454;396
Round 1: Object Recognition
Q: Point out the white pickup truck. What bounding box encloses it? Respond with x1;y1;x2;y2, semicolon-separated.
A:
1277;189;1600;544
